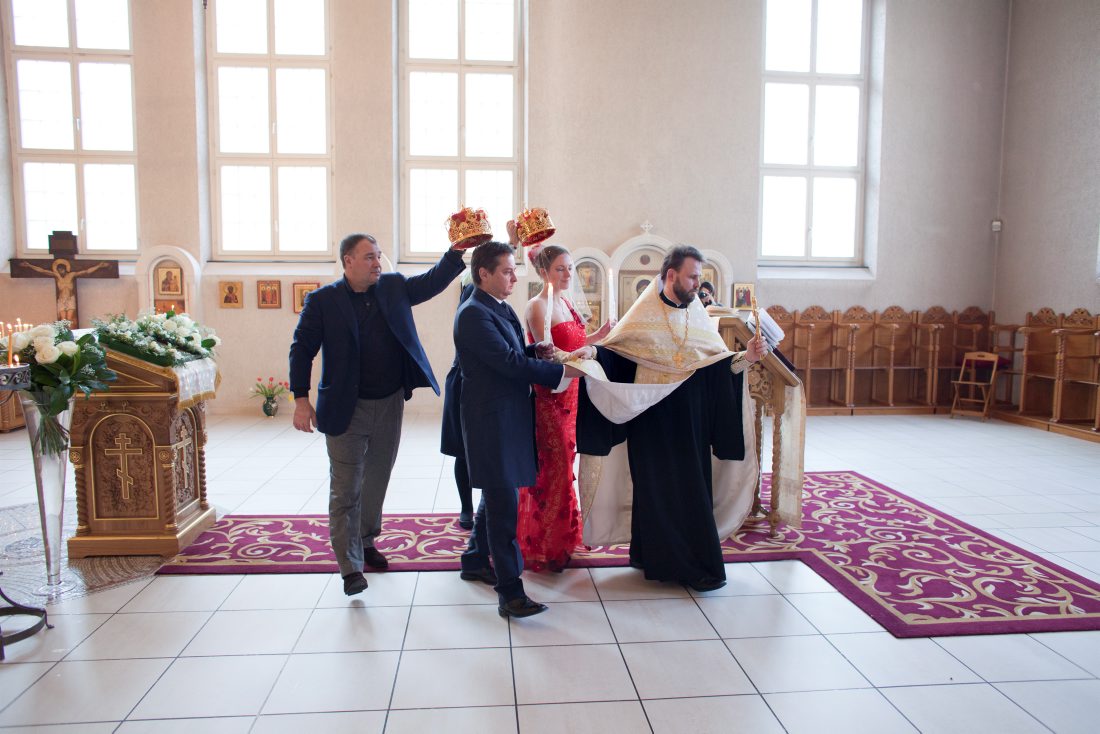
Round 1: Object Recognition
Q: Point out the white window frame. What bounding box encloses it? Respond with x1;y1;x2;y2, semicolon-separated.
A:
758;0;870;267
397;0;525;263
2;0;139;257
207;0;334;261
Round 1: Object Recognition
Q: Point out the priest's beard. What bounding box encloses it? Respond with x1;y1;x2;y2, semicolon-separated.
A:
672;284;698;305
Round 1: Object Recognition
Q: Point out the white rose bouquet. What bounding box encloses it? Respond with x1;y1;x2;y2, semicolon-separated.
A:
94;310;220;367
1;321;117;456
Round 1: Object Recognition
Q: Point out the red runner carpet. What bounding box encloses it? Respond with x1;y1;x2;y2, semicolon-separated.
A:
158;471;1100;637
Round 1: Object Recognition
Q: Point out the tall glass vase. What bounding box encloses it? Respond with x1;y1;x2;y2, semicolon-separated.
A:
18;390;76;597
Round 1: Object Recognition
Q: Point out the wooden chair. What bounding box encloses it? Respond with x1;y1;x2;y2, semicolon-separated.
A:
875;306;937;407
921;306;954;406
835;306;875;408
794;305;847;410
951;352;1000;421
954;306;993;356
1052;308;1100;429
1018;308;1062;416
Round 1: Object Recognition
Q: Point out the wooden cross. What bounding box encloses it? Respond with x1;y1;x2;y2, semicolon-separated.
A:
8;231;119;327
105;433;142;501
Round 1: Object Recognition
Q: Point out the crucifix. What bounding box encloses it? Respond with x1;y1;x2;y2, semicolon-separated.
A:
8;231;119;327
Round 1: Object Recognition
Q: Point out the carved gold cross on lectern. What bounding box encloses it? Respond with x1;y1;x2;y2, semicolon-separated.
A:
105;433;141;500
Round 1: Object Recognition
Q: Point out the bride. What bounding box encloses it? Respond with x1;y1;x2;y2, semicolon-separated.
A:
520;240;613;571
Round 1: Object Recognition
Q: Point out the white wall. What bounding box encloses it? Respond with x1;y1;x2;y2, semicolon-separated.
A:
530;0;1009;314
3;0;1093;416
994;0;1100;323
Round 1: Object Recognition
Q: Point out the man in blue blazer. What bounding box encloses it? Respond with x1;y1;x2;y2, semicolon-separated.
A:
455;240;582;618
290;233;465;595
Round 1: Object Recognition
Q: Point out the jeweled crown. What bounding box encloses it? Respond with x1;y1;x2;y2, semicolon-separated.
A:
515;207;555;247
447;207;493;249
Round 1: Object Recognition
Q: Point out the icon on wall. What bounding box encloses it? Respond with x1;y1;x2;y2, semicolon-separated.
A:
733;282;755;310
219;281;243;308
292;282;319;314
575;262;599;292
156;265;183;297
257;280;282;309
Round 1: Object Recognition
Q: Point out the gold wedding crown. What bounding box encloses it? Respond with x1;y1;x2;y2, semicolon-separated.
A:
515;207;555;247
447;207;493;249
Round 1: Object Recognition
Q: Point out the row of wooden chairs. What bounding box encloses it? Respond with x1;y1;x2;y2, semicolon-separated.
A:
990;308;1100;430
763;305;1099;433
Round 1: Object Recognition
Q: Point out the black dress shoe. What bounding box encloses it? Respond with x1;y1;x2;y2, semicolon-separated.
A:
498;596;548;619
363;547;389;570
686;577;726;593
342;572;368;596
458;510;474;530
460;567;498;586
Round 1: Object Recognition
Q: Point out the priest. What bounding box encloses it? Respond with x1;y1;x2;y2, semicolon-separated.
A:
577;245;766;592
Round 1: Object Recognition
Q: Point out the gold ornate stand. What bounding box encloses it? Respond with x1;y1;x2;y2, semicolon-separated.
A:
67;350;217;557
718;318;806;535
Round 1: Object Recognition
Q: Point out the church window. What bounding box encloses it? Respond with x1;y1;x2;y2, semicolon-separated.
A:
208;0;331;257
399;0;523;260
4;0;138;254
759;0;867;265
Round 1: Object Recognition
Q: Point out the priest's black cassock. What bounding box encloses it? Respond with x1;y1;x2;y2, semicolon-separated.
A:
577;347;745;586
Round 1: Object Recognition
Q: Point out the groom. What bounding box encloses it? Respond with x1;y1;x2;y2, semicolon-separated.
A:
454;240;582;618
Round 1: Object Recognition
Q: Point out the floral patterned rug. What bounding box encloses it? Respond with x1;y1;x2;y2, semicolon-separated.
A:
157;471;1100;637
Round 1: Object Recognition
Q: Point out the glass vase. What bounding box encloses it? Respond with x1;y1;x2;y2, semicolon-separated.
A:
18;390;76;597
262;396;279;417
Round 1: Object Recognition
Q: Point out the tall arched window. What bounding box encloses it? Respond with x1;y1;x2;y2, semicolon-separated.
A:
399;0;523;260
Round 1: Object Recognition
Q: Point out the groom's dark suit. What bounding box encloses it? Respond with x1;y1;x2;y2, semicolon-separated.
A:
454;287;563;603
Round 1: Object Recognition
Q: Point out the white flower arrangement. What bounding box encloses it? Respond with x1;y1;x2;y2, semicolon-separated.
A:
93;310;220;367
1;320;117;455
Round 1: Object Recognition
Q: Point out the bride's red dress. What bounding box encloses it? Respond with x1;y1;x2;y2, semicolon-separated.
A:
519;304;586;571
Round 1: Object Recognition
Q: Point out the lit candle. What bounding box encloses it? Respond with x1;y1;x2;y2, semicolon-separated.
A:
6;323;12;367
544;282;554;342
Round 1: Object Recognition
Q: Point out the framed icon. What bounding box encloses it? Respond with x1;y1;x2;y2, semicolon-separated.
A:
619;272;652;317
575;261;599;292
257;280;282;309
219;281;243;308
292;282;319;314
733;282;755;310
156;265;183;296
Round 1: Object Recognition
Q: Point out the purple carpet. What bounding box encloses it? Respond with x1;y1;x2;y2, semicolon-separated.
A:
158;471;1100;637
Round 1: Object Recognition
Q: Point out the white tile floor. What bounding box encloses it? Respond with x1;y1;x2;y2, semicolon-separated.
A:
1;411;1099;732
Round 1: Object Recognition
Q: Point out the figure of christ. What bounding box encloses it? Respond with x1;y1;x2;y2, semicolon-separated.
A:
20;259;110;324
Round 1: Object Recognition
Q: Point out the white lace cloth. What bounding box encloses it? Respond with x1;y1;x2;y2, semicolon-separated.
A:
173;358;218;404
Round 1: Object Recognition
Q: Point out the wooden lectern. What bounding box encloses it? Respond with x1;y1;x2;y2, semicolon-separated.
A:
718;317;807;533
67;349;218;557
